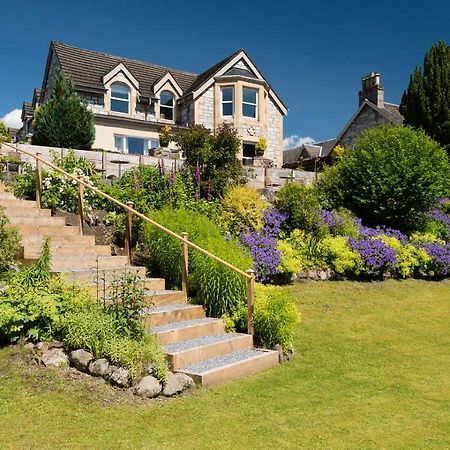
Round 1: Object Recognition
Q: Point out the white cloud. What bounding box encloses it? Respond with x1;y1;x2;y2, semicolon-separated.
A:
0;109;22;129
283;134;315;150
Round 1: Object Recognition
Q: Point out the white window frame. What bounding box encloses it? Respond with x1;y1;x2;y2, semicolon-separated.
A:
113;135;160;155
160;90;175;121
110;83;130;114
221;86;234;117
242;87;258;119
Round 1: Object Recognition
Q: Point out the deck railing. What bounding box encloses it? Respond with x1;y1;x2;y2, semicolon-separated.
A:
2;143;255;334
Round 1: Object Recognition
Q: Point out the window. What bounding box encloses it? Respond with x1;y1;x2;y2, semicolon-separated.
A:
160;91;174;120
221;86;234;117
242;87;257;118
114;135;160;155
110;83;130;113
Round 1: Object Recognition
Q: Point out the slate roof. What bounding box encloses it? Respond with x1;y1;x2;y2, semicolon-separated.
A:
314;138;337;157
22;102;33;118
49;41;198;98
380;102;404;124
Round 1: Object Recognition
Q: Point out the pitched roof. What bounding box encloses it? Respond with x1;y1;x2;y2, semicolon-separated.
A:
381;102;404;124
49;41;198;98
315;138;337;157
283;146;302;166
22;101;33;118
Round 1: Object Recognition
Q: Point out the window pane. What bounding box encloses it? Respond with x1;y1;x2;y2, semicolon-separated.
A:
111;84;129;99
128;137;146;155
160;91;174;107
221;87;233;102
243;103;256;118
114;136;124;152
149;138;160;149
160;106;173;120
243;88;257;104
111;99;128;113
222;102;233;116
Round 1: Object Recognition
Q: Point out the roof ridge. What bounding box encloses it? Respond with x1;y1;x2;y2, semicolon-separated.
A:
51;41;198;77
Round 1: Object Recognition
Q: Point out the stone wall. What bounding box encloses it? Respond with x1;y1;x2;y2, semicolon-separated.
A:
266;97;283;166
195;87;214;131
339;105;389;147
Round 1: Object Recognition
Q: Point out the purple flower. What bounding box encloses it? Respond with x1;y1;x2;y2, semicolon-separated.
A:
159;159;166;176
263;206;288;238
354;218;407;242
423;242;450;276
195;165;201;183
206;186;211;202
169;164;175;188
349;237;397;277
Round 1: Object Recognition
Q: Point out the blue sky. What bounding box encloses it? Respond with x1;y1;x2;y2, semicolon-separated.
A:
1;0;450;147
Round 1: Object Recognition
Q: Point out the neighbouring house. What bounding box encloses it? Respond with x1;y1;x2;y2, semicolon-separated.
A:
7;128;19;143
19;41;287;167
17;88;41;142
283;72;403;170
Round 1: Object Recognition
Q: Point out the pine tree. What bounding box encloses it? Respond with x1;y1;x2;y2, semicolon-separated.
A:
32;69;95;150
400;41;450;151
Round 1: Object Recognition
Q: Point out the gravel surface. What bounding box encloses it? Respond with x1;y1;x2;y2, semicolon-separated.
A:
150;318;219;333
164;333;246;353
180;349;266;374
140;303;194;316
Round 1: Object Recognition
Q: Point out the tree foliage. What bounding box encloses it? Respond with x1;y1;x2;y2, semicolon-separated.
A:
174;123;245;197
32;69;95;150
400;41;450;151
318;125;450;231
0;121;11;143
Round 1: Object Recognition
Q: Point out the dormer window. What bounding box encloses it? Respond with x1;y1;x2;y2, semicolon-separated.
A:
242;87;257;118
160;91;174;120
110;83;130;113
221;86;234;117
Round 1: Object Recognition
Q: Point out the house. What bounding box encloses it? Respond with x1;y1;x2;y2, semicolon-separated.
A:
283;72;403;170
17;88;41;142
20;41;287;167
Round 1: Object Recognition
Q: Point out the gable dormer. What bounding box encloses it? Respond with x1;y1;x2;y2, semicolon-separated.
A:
223;59;258;79
153;72;183;122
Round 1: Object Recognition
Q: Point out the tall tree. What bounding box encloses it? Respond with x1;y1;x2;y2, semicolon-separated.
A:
32;69;95;150
400;41;450;151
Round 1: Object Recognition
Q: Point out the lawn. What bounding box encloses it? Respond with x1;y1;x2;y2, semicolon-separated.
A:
1;279;449;449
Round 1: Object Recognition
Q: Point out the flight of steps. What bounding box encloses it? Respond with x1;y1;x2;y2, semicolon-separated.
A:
0;185;279;387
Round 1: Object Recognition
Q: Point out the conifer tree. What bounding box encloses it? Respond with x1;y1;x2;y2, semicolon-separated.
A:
400;41;450;151
32;69;95;149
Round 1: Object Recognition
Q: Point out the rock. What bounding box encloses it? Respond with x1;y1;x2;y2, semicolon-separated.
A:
134;375;162;398
147;363;156;376
48;341;64;349
110;367;130;388
24;342;35;350
69;349;93;372
89;358;114;378
35;342;49;353
163;372;194;396
318;270;328;280
272;344;284;363
41;348;69;367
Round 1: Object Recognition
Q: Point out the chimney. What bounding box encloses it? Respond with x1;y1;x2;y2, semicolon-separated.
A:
358;72;384;108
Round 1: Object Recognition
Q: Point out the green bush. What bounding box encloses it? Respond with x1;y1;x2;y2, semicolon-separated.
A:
141;207;253;318
220;185;269;235
318;236;362;275
319;125;450;231
0;121;11;143
253;284;300;351
0;207;20;273
276;182;326;236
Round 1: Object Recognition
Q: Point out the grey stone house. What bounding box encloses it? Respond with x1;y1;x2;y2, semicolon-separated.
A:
19;41;287;166
283;72;403;170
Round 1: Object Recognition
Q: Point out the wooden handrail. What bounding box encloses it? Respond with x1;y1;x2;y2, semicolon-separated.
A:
3;143;255;331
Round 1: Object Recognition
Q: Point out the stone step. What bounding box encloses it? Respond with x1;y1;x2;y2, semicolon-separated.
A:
9;215;67;226
141;303;204;327
151;318;225;346
0;198;38;208
50;255;129;271
58;266;147;283
0;191;16;200
165;333;254;371
20;243;112;259
2;206;52;217
20;234;96;246
15;223;79;236
84;277;166;295
142;289;187;306
177;349;279;387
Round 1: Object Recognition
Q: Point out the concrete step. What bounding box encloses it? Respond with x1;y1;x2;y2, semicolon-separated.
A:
141;303;205;327
50;255;129;271
151;318;225;346
20;234;96;246
85;277;166;295
165;333;253;371
58;266;147;283
177;349;279;387
0;191;16;200
15;223;79;236
9;215;66;226
143;289;187;306
20;243;112;259
2;206;52;217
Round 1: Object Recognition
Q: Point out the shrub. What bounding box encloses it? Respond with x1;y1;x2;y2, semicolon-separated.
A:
253;284;300;351
277;240;306;275
0;207;20;273
421;242;450;277
319;125;450;231
0;121;11;143
283;229;325;269
220;185;269;234
320;208;359;238
318;236;362;276
276;182;326;236
141;207;253;318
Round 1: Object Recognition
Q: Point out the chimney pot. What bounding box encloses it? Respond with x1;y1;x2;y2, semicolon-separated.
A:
358;72;384;108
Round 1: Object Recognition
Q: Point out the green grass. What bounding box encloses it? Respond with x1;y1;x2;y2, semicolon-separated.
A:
1;279;449;449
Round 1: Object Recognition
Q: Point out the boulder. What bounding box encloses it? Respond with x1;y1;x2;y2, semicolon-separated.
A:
41;348;69;367
24;342;35;350
110;367;130;388
134;376;162;398
147;363;156;376
69;349;93;372
35;342;49;353
163;372;194;397
89;358;114;378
